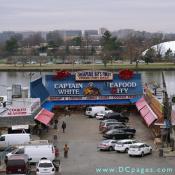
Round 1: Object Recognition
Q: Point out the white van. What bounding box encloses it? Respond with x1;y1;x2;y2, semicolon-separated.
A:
0;134;30;149
85;106;113;118
7;144;55;163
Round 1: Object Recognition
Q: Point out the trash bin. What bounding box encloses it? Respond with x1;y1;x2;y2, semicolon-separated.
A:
159;148;163;157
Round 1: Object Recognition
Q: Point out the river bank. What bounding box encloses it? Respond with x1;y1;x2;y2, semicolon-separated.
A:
0;63;175;71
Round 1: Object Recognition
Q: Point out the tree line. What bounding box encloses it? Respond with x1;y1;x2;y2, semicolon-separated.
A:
0;30;174;66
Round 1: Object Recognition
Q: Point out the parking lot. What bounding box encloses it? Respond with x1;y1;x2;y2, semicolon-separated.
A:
54;111;175;175
1;110;174;175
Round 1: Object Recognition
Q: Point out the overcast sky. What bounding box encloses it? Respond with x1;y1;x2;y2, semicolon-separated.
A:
0;0;175;33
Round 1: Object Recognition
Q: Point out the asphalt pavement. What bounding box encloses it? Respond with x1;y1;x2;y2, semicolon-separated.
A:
44;111;175;175
1;111;174;175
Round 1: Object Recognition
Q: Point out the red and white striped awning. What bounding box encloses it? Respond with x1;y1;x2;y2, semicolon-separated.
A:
136;97;147;110
136;98;158;127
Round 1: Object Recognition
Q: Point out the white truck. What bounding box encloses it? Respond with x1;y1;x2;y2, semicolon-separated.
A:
7;143;56;163
85;106;113;118
0;133;30;149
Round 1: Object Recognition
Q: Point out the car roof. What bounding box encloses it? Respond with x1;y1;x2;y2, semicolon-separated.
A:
102;139;116;142
117;139;136;143
106;112;121;116
8;154;28;161
38;159;52;164
131;142;145;146
103;119;118;122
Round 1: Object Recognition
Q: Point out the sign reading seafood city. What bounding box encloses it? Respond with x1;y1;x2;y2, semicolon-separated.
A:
75;70;113;81
45;70;143;99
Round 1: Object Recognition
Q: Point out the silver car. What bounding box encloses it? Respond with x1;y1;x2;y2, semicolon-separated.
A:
97;139;118;151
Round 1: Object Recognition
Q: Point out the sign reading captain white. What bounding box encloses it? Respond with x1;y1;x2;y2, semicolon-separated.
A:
76;71;113;81
54;83;83;95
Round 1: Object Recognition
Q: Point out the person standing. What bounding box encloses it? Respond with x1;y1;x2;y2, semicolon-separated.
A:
65;106;71;117
64;144;69;158
61;121;66;133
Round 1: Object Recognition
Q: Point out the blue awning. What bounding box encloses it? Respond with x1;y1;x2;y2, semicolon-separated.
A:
30;78;49;103
129;97;142;104
42;99;132;111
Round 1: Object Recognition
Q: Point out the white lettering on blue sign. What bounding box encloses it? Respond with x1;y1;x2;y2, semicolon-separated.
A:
54;83;83;95
108;82;136;88
54;83;83;89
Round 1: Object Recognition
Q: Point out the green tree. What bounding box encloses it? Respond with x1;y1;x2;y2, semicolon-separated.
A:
5;37;18;55
46;31;63;47
144;48;156;64
101;31;122;67
71;37;82;46
165;48;173;60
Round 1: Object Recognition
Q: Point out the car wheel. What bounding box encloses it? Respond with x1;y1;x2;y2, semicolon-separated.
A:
129;154;132;157
125;148;129;153
150;149;152;154
141;152;144;157
109;146;113;151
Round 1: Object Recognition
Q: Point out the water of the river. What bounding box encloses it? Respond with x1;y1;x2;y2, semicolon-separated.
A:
0;71;174;96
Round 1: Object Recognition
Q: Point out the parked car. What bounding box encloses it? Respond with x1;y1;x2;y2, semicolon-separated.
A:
97;139;118;151
95;111;112;120
114;60;123;64
6;154;31;175
103;124;136;134
114;139;138;152
99;121;125;133
85;106;113;118
101;123;127;134
128;143;152;157
137;60;145;64
103;112;129;122
36;158;55;175
103;129;134;140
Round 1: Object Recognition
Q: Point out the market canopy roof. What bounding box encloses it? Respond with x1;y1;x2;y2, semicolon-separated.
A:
136;97;147;110
35;109;54;126
136;98;158;127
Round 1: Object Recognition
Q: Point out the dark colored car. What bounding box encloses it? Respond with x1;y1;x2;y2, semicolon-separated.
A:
103;129;134;140
99;121;125;133
6;154;31;174
103;112;129;122
105;125;136;134
101;123;126;134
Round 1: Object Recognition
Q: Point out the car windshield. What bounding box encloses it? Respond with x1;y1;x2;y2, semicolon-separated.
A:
130;145;140;148
107;130;114;134
7;160;25;166
39;163;53;168
102;140;110;143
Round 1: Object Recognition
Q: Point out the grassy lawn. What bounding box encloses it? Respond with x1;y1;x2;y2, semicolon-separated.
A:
0;63;175;71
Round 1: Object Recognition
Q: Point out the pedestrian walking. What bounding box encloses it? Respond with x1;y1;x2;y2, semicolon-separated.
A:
54;119;58;129
65;106;71;117
54;146;59;158
61;121;66;133
64;144;69;158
